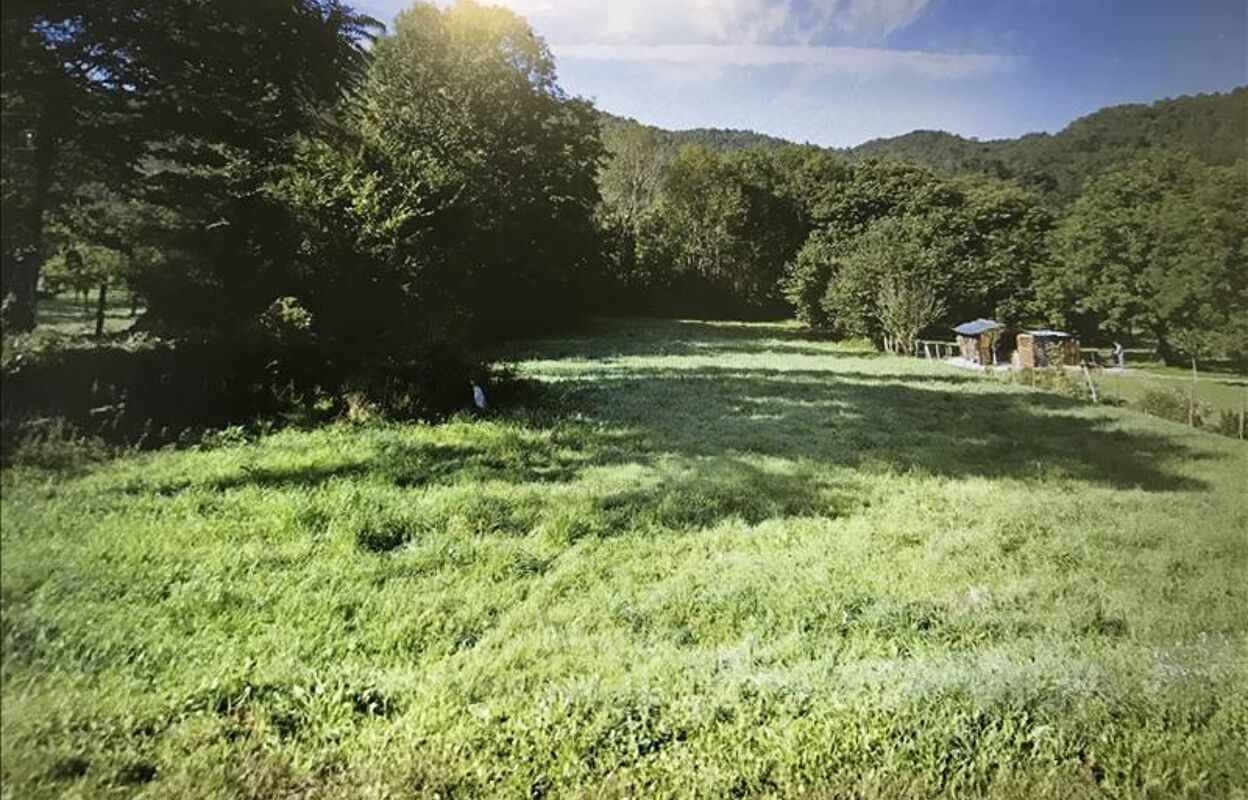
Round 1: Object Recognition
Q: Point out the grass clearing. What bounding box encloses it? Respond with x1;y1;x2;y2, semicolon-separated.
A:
35;291;142;338
2;318;1246;798
1094;368;1248;418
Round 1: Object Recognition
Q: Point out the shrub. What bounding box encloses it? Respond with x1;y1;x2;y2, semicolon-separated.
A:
1213;407;1246;439
258;296;314;342
1007;367;1086;399
1;333;512;462
1134;389;1210;428
341;347;491;421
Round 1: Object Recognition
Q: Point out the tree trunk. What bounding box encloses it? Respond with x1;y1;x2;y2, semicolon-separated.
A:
0;76;61;333
1153;328;1180;366
0;255;38;332
94;281;108;338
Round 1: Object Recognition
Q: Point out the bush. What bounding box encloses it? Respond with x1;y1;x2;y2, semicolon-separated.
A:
1;333;511;463
341;347;486;422
1213;407;1246;439
1007;367;1086;400
1134;389;1211;428
258;296;314;342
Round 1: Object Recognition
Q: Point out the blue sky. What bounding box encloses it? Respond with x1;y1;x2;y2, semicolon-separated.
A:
354;0;1248;147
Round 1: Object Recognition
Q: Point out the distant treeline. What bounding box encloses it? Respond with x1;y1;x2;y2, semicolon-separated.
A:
3;0;1246;371
600;108;1246;361
846;89;1248;203
608;88;1248;205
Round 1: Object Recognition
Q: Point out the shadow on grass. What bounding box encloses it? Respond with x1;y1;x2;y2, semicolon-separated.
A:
558;365;1209;492
149;321;1210;498
122;423;621;496
505;318;882;361
181;366;1207;499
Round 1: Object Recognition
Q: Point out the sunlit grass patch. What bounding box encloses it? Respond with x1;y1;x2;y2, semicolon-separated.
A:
3;318;1246;798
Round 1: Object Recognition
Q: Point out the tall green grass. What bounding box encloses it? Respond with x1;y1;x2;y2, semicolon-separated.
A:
2;319;1246;798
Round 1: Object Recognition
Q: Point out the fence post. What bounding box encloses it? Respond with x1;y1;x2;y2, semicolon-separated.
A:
1081;364;1099;404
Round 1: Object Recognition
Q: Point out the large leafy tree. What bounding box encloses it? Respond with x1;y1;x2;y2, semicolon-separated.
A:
595;123;671;303
1041;152;1247;362
0;0;377;332
785;162;1049;337
631;146;807;316
812;216;947;342
291;0;602;342
43;188;173;332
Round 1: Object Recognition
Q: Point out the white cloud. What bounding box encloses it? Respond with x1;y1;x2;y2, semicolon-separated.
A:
368;0;940;46
359;0;1008;86
553;43;1011;80
821;0;936;40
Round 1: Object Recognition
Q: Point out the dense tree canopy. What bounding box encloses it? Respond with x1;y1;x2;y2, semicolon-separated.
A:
846;88;1248;204
2;0;1242;371
1039;152;1247;362
278;0;602;345
0;0;378;332
783;163;1051;346
597;138;827;318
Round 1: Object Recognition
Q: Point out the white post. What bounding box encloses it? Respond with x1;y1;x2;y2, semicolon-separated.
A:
1081;365;1099;404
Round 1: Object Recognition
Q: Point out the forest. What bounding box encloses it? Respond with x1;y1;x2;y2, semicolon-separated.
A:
1;0;1245;439
0;0;1243;376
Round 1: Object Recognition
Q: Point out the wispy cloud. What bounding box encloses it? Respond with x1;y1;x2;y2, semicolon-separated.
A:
554;43;1013;80
362;1;1006;82
363;0;943;46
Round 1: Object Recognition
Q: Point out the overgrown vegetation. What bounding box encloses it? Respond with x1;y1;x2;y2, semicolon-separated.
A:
6;1;1244;365
3;320;1245;798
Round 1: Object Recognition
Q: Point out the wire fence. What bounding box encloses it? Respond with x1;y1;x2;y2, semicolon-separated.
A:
1089;367;1247;438
916;340;960;360
907;338;1247;440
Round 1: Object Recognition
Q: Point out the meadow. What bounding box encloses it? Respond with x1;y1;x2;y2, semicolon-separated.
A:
34;291;143;338
1092;368;1247;420
2;319;1246;799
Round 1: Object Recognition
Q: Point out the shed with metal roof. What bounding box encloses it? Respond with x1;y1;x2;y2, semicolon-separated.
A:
952;319;1002;365
1015;329;1081;368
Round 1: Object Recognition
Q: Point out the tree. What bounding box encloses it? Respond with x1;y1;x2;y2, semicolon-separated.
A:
815;216;945;343
595;120;671;306
280;0;603;344
0;0;378;332
785;162;1048;339
599;124;670;228
1041;152;1247;363
633;146;806;317
44;188;174;329
877;277;945;355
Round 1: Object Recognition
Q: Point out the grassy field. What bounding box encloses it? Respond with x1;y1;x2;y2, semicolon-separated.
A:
2;319;1246;799
1078;346;1247;416
34;290;141;337
1093;368;1247;419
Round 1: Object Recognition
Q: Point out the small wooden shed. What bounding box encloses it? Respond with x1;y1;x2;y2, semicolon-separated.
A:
1015;330;1080;368
952;319;1002;366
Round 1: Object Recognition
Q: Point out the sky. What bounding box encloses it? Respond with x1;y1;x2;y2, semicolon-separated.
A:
354;0;1248;147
